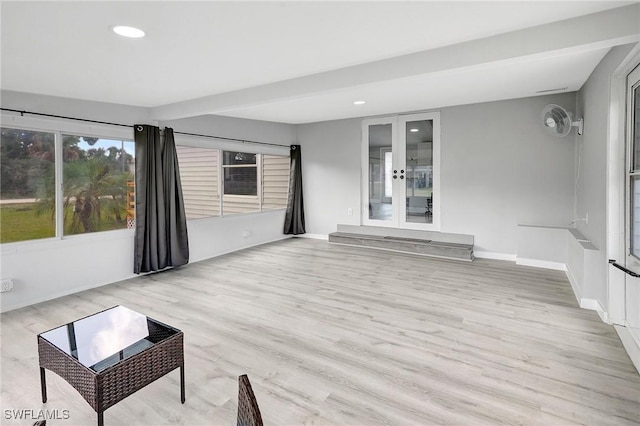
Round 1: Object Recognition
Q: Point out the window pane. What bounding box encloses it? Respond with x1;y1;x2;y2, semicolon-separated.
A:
223;151;256;165
384;150;393;198
222;149;258;215
405;119;433;224
262;155;290;210
224;167;257;195
0;128;56;243
368;124;393;221
62;135;135;235
176;146;220;219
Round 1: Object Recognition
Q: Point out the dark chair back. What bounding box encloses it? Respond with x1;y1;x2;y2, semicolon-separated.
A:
237;374;263;426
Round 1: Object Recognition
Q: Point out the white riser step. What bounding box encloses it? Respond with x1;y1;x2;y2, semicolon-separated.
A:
328;231;474;261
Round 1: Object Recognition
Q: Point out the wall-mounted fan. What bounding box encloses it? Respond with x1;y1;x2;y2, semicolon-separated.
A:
541;104;583;137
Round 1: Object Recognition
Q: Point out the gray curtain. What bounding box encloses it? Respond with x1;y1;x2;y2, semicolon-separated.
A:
133;125;189;274
283;144;305;235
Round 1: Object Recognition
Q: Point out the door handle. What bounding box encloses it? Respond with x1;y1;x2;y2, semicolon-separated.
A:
609;259;640;277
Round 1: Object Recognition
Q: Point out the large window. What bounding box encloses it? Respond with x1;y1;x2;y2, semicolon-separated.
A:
176;145;289;219
0;125;135;244
0;128;56;243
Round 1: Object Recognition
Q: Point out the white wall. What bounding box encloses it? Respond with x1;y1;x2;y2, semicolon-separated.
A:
160;114;296;149
441;94;576;254
296;118;362;237
298;94;576;254
187;210;287;263
574;44;636;307
1;90;153;125
0;92;296;312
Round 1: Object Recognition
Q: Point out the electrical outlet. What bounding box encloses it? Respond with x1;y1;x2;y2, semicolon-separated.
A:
0;279;14;293
347;208;353;216
242;230;251;238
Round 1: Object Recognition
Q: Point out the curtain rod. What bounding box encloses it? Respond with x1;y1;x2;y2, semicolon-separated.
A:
0;107;290;148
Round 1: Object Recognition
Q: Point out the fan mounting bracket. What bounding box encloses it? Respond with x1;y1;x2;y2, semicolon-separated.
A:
572;118;584;136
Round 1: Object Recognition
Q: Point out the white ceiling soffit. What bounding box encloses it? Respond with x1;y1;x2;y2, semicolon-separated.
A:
211;48;612;124
152;3;640;123
1;2;639;124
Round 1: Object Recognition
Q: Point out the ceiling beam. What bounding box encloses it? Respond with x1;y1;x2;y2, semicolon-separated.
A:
152;4;640;121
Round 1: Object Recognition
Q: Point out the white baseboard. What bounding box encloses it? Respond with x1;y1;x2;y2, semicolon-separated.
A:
580;298;609;323
615;325;640;375
516;257;567;271
565;265;582;304
298;233;329;240
474;251;517;261
565;264;610;323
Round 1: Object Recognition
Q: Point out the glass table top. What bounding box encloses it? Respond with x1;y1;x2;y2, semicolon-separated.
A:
39;305;179;372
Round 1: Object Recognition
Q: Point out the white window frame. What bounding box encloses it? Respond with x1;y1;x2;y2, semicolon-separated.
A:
173;134;289;220
0;113;135;247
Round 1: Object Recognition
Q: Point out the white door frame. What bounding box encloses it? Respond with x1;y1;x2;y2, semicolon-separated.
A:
361;112;441;231
608;44;640;325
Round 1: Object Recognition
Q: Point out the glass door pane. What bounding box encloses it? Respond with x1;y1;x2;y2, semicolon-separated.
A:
404;119;433;225
367;123;393;222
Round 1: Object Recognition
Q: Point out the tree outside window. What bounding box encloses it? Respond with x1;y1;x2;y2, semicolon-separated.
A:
61;135;135;235
0;128;56;243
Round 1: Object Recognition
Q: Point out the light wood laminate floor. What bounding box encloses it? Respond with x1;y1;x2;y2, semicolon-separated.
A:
1;238;639;425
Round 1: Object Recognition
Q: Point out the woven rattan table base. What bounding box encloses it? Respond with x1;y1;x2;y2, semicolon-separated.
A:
38;329;184;426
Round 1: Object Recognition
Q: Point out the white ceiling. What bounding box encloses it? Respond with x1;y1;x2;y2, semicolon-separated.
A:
2;1;639;124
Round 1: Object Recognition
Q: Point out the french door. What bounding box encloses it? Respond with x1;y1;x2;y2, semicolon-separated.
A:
361;112;440;230
625;64;640;347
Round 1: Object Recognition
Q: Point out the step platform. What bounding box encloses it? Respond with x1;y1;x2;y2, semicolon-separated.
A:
328;225;474;261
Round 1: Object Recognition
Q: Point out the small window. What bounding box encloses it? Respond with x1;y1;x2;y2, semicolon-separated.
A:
223;151;257;196
176;146;289;218
0;127;56;243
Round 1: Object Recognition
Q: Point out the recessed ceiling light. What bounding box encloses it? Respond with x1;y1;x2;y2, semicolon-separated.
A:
112;25;146;38
410;128;419;133
353;100;366;105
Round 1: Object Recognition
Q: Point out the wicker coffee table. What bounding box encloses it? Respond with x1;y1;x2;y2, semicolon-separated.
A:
37;305;185;426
